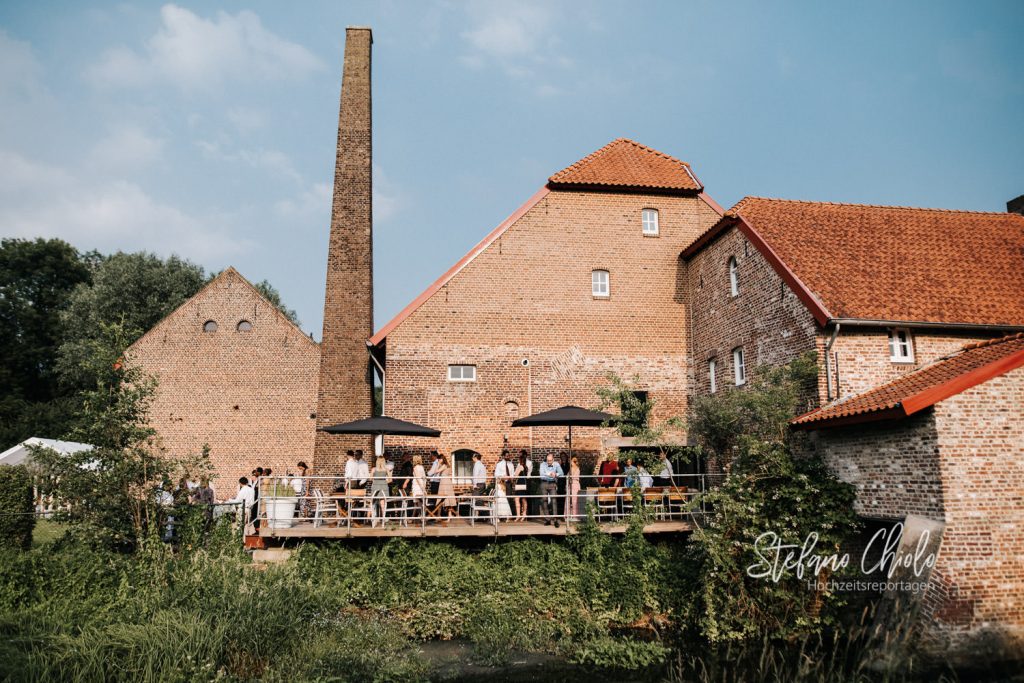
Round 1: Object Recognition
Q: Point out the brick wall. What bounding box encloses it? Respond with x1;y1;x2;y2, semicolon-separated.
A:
313;27;375;475
128;269;320;497
829;327;997;399
811;366;1024;660
684;224;819;401
380;188;720;470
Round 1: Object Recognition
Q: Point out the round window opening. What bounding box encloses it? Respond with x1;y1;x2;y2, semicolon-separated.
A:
237;320;253;332
203;320;218;333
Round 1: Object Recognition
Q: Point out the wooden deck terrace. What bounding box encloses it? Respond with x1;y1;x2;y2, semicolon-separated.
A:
258;518;693;539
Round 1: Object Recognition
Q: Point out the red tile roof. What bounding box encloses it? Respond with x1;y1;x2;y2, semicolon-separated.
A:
791;333;1024;429
548;138;703;194
684;198;1024;328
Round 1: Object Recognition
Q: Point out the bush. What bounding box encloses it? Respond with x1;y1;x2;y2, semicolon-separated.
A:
0;465;35;551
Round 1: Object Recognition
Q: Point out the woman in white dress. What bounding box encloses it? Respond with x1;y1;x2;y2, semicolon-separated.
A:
411;455;428;518
494;479;513;519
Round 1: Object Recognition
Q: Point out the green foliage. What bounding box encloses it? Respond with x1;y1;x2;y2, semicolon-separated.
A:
253;278;301;326
0;465;35;551
56;251;207;391
683;353;860;643
596;373;687;471
32;320;211;550
0;238;91;448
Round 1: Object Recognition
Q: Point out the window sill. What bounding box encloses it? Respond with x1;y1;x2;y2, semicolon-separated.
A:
592;295;610;300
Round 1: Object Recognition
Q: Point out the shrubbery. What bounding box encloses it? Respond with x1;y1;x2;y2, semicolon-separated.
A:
0;465;34;551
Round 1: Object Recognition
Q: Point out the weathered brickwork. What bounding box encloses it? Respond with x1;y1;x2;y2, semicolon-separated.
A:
829;327;998;399
684;224;819;402
128;269;320;497
313;27;375;475
811;367;1024;660
381;189;721;470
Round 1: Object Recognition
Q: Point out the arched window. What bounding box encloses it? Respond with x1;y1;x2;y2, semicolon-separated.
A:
203;320;218;333
237;320;253;332
728;257;739;296
453;449;479;485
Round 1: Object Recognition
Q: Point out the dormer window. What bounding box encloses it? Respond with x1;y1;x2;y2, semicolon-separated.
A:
592;269;610;298
888;328;914;363
728;257;739;296
641;208;659;236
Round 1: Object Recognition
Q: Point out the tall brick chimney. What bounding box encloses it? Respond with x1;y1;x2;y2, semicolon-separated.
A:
313;27;375;474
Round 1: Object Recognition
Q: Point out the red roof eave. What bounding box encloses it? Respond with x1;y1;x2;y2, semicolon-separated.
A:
792;343;1024;430
681;213;833;327
368;187;550;347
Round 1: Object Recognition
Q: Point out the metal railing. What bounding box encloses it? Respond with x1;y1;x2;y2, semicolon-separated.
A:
248;473;723;534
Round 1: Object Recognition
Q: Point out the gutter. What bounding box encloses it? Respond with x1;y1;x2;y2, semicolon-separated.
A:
824;323;841;402
827;318;1024;333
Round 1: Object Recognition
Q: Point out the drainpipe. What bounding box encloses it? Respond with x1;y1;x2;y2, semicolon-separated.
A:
824;323;840;402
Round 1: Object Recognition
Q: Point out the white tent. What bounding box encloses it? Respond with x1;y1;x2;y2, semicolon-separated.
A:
0;437;93;467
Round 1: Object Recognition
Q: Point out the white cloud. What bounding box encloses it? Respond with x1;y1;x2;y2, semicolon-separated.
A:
196;139;303;184
91;125;166;169
273;181;332;220
459;2;571;95
0;148;247;261
373;164;402;223
87;4;322;91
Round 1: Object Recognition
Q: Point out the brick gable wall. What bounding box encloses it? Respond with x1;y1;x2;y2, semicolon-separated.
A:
128;269;320;497
381;189;720;469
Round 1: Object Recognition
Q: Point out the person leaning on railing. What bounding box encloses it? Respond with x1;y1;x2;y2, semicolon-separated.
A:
225;477;255;526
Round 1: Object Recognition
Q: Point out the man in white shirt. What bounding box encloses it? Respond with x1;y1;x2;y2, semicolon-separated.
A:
352;450;370;488
226;477;256;525
342;450;357;490
494;450;513;493
471;453;487;495
657;453;674;488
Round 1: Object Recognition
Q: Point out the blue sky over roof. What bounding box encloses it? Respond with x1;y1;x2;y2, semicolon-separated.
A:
1;1;1021;337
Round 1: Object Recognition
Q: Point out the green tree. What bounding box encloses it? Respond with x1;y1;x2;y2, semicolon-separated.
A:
0;238;91;448
0;465;35;550
596;373;686;471
35;322;176;549
682;354;860;642
253;279;300;326
56;252;207;390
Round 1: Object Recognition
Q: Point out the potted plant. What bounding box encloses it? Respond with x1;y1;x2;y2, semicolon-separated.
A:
264;478;298;529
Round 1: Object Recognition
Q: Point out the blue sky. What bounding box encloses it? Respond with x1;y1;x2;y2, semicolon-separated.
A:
1;1;1021;337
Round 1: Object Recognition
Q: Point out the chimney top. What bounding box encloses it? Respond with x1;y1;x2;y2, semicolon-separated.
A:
346;26;373;39
1008;194;1024;216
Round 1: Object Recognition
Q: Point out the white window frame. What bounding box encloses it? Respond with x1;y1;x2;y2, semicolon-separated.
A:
641;208;660;236
733;347;746;386
728;256;739;297
447;364;476;382
888;328;914;363
592;269;610;298
709;359;717;394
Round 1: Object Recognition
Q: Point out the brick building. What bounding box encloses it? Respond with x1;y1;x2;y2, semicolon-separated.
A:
368;139;724;476
128;268;320;493
682;198;1024;659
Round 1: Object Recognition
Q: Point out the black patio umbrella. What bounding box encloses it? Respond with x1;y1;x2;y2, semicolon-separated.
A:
319;415;441;437
510;405;614;459
319;416;440;458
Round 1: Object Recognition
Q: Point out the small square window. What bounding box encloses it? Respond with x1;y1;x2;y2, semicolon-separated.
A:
641;208;659;236
888;329;914;363
448;365;476;382
592;269;610;297
732;347;746;386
